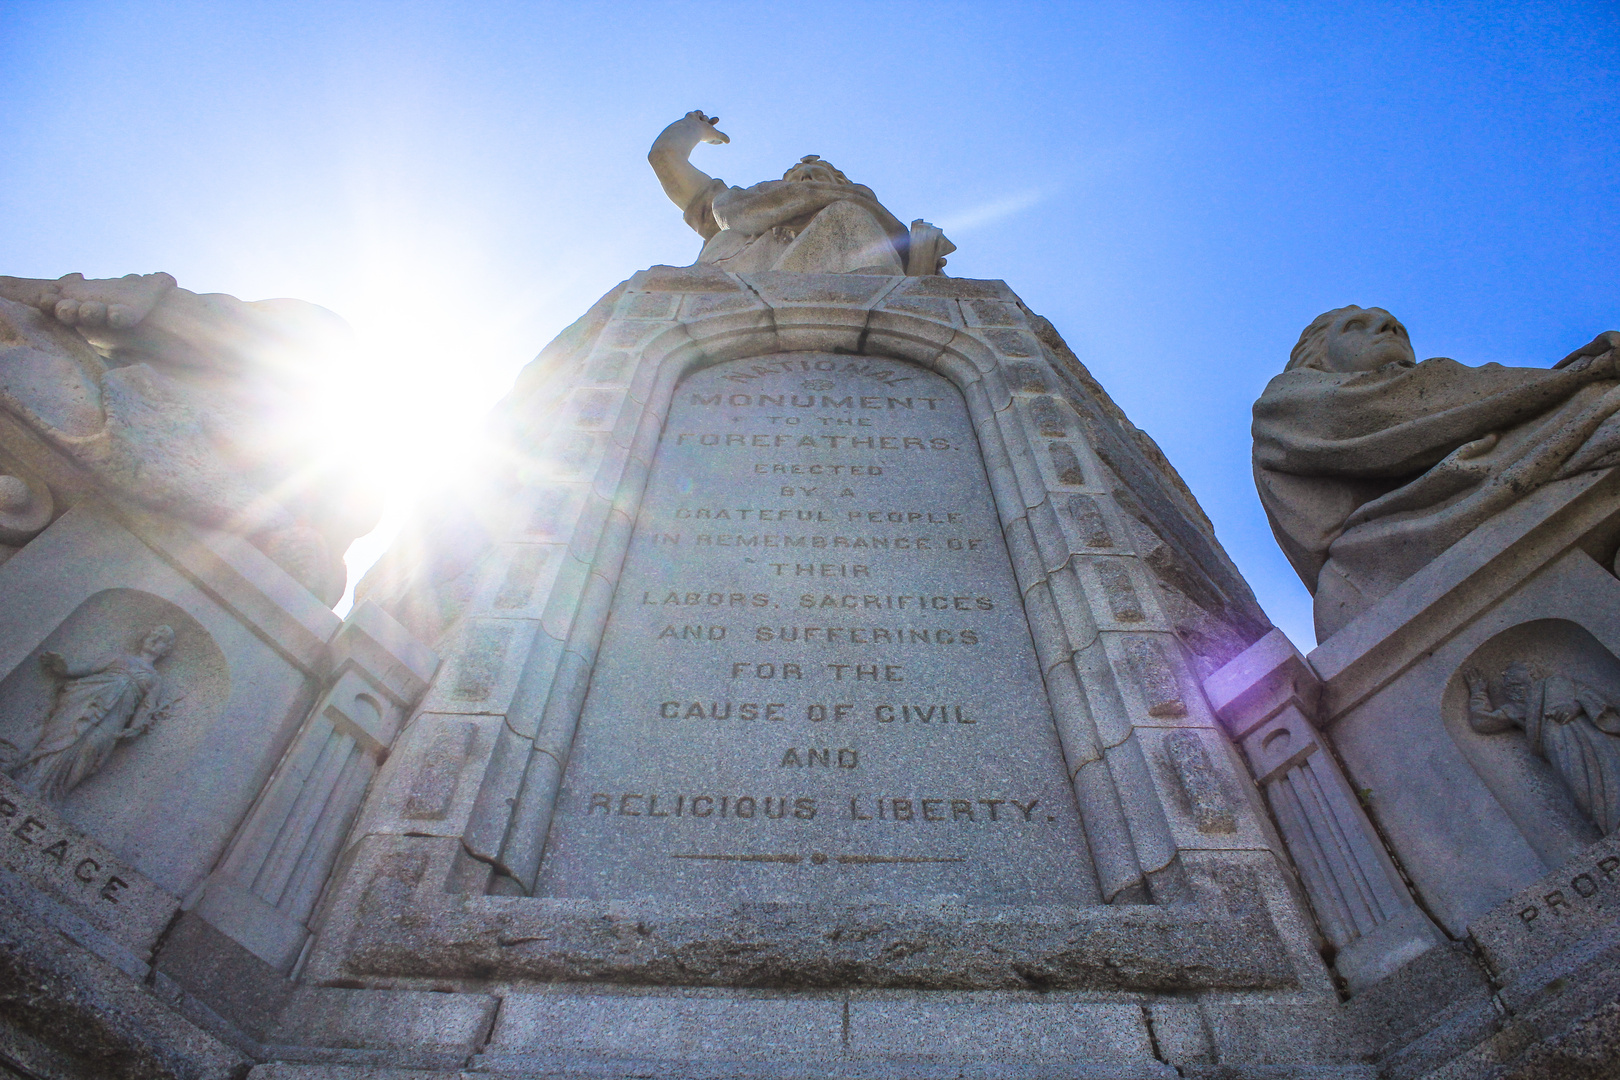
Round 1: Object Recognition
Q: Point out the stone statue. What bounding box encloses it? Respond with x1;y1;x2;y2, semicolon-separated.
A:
0;272;382;602
649;110;949;276
7;625;178;803
1465;662;1620;835
1253;306;1620;639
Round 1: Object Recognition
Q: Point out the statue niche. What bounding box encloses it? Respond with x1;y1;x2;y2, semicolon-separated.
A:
1466;661;1620;837
1253;308;1620;640
1445;620;1620;873
0;589;228;824
4;624;179;803
649;110;953;276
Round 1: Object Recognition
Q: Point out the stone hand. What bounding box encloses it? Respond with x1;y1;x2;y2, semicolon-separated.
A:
675;110;729;146
35;272;177;331
1555;330;1620;375
1463;668;1486;695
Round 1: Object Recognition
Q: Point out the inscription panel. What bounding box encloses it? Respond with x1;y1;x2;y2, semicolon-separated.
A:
536;353;1097;902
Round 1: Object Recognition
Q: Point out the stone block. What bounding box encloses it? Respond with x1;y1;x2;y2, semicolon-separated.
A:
270;986;497;1067
617;290;681;320
1199;1001;1356;1069
352;713;503;839
0;889;250;1080
875;290;962;325
0;775;177;959
959;298;1030;329
846;997;1169;1073
740;271;900;308
1344;941;1494;1064
1204;626;1320;738
418;617;540;717
629;263;745;293
679;290;766;320
485;988;842;1062
894;275;1018;301
1468;831;1620;978
328;601;438;707
1145;1001;1213;1067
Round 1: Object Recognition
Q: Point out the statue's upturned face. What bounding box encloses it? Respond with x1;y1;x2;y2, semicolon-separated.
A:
141;626;175;659
783;160;844;185
1323;307;1415;373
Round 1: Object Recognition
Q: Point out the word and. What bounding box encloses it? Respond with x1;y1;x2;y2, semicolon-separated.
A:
779;748;858;768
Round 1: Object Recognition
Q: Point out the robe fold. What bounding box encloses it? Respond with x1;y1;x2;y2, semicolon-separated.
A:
683;178;908;275
1253;355;1620;639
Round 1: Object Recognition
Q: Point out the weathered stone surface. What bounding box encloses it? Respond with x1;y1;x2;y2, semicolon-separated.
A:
535;353;1097;904
0;774;177;960
0;889;249;1080
1256;306;1620;641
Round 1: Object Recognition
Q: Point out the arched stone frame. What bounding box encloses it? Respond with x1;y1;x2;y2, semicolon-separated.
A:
1443;618;1620;868
475;269;1251;906
0;587;230;854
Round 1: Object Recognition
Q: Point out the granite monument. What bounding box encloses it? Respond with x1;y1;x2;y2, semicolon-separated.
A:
2;113;1617;1080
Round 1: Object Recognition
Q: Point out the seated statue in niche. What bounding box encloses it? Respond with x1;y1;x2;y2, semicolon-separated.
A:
649;110;952;276
4;625;178;803
0;272;381;602
1465;662;1620;836
1252;306;1620;639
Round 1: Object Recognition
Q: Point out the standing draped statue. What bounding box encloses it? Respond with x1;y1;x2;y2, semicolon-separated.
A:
648;111;952;276
1465;662;1620;836
7;625;177;803
1252;306;1620;640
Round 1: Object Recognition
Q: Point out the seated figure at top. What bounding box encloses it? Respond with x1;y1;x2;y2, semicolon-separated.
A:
649;110;948;276
1253;306;1620;641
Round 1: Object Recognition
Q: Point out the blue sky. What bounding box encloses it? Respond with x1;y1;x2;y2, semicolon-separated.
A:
3;1;1616;648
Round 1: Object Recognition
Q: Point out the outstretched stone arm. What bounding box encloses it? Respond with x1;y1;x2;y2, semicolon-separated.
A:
1463;669;1519;734
648;110;729;212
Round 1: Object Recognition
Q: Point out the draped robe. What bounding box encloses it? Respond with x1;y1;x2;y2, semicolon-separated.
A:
1253;355;1620;640
682;178;908;275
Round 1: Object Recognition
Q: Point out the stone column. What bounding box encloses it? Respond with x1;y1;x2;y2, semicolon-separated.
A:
1204;628;1444;991
192;601;437;972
